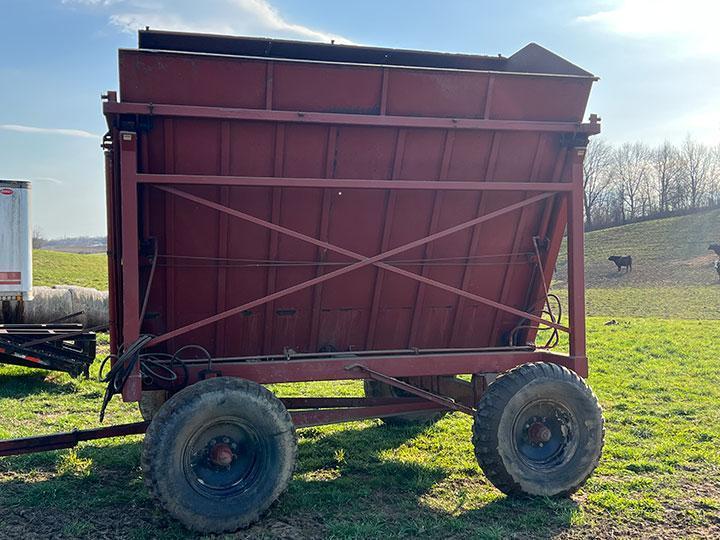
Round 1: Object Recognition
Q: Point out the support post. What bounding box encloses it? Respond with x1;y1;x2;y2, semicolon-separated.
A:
566;147;588;377
119;131;142;401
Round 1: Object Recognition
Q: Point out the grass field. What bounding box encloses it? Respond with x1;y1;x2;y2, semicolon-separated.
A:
1;319;719;538
1;212;719;539
33;250;107;290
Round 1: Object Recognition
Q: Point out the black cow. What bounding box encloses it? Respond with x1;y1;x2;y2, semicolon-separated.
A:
608;255;632;272
715;260;720;281
709;244;720;257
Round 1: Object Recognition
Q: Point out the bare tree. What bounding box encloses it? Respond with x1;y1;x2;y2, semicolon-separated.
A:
32;228;47;249
613;142;652;222
651;141;681;213
681;135;712;209
582;138;613;228
708;143;720;207
577;135;718;230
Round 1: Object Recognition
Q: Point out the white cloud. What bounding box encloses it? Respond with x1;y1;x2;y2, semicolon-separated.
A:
227;0;352;43
31;177;65;185
577;0;720;56
109;12;238;36
0;124;99;139
68;0;353;44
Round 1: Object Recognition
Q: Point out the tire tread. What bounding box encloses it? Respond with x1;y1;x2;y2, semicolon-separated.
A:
142;377;297;534
472;362;604;497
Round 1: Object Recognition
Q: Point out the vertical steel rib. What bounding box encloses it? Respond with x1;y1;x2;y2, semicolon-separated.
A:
407;130;455;346
309;126;338;351
365;129;406;348
262;124;285;352
488;133;546;344
448;132;501;345
214;121;231;356
163;119;176;351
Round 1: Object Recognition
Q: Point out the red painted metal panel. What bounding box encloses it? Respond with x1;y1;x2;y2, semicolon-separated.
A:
104;31;598;378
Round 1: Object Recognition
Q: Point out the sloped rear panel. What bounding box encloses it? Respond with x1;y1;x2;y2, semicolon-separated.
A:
112;35;594;356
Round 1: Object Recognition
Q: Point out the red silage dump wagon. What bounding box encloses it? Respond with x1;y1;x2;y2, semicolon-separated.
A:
1;30;605;533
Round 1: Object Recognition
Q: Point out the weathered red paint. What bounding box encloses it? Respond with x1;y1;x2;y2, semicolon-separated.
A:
102;30;598;403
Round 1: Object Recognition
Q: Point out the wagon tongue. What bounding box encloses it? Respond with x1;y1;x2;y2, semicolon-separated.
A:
0;422;148;457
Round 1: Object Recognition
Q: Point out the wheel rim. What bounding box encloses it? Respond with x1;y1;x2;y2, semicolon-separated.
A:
183;416;268;497
512;399;578;470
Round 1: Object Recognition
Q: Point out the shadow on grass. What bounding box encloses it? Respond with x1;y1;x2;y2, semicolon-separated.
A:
0;423;579;539
605;270;631;279
275;423;579;538
0;372;77;399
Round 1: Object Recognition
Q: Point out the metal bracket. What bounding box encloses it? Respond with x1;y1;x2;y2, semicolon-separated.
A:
560;131;590;149
346;364;475;415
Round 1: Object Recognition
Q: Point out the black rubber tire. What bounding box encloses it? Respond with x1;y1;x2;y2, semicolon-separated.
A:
472;362;604;497
364;379;447;426
142;377;297;534
138;390;167;422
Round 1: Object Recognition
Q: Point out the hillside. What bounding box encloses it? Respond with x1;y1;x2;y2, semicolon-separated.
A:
33;250;108;290
551;208;720;319
555;208;720;288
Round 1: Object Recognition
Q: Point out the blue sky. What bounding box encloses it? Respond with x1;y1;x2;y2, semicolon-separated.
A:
1;0;718;237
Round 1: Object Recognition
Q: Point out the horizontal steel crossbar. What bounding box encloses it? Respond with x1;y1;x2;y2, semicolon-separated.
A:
290;403;445;427
105;101;600;134
280;396;425;409
177;350;578;383
137;173;573;192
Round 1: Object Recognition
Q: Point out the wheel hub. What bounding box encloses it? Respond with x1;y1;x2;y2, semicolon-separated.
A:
513;402;577;469
527;420;552;444
184;418;266;496
209;441;235;468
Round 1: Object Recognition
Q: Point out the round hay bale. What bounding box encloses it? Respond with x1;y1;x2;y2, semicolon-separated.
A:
54;285;109;327
1;286;109;327
20;286;73;324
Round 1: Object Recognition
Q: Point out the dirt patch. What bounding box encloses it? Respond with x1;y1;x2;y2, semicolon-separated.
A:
683;253;718;268
0;503;328;540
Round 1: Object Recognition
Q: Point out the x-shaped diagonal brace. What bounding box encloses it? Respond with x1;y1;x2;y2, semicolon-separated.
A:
148;186;567;347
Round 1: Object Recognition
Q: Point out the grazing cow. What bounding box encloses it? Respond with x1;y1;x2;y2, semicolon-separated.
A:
715;259;720;281
709;244;720;257
608;255;632;272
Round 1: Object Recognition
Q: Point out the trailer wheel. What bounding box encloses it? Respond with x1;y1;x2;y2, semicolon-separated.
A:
364;379;446;426
142;377;297;534
138;390;167;422
472;362;603;497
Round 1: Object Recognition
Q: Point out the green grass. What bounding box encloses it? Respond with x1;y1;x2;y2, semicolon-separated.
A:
33;250;108;290
4;214;719;537
1;318;720;538
556;285;720;320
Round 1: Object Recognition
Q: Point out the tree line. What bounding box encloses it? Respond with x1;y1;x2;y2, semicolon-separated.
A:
582;136;720;230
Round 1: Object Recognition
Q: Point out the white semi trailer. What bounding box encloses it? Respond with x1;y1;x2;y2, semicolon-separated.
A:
0;179;97;376
0;180;32;301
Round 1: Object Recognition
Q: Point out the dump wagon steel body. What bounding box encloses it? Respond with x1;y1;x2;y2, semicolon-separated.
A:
102;31;598;410
2;31;604;533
